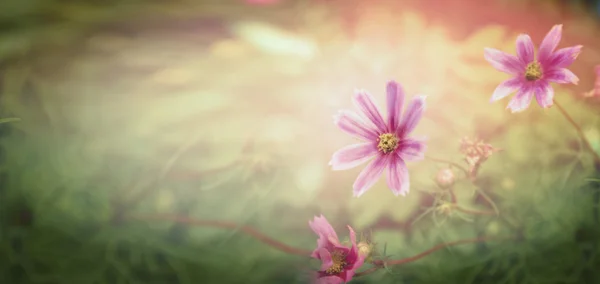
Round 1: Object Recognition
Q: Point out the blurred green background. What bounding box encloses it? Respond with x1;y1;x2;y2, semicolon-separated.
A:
1;0;600;283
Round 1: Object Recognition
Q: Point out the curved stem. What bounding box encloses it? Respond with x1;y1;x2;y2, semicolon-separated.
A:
448;187;458;203
111;135;263;224
425;155;469;177
475;188;499;215
126;213;514;280
126;213;312;256
111;159;240;224
452;204;496;216
554;100;600;164
355;235;514;277
426;156;501;217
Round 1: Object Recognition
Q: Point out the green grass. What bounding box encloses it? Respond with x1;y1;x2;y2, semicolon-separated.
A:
1;0;600;283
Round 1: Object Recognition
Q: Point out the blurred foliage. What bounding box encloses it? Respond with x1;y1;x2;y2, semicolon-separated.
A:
1;0;600;283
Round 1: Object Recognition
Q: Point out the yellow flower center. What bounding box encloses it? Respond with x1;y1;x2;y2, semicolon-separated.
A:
524;61;543;81
325;251;347;275
377;133;399;154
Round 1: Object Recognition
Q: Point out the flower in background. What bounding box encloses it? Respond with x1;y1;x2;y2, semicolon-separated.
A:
459;137;500;178
330;81;427;197
583;65;600;99
309;215;366;284
484;24;582;112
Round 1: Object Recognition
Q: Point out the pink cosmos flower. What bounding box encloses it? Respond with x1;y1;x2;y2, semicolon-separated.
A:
309;215;366;284
484;24;582;112
330;81;427;197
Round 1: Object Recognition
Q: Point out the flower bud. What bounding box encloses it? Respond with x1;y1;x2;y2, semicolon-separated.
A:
357;241;372;258
435;168;455;189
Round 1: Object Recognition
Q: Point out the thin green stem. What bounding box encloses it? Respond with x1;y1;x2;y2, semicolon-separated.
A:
126;213;515;279
111;134;238;224
475;188;499;216
355;235;515;277
0;117;21;124
554;100;600;165
452;204;496;216
425;155;469;177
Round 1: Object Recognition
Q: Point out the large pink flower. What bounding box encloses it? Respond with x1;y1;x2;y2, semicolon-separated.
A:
484;24;582;113
330;80;427;197
309;215;365;284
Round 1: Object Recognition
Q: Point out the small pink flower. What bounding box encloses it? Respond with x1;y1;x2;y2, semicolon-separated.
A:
583;65;600;99
309;215;366;284
484;24;582;112
330;80;427;197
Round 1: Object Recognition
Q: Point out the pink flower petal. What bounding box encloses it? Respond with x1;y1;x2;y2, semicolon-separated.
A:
318;248;334;271
398;96;426;137
309;215;339;258
352;90;387;133
387;157;410;196
484;48;525;75
386;80;405;132
506;85;534;113
309;215;338;239
342;253;366;282
353;155;388;197
329;143;378;171
398;138;426;161
490;77;523;102
333;110;378;141
534;81;554;108
516;34;535;63
316;276;344;284
344;226;358;264
348;226;357;246
546;45;582;68
538;24;563;63
545;68;579;85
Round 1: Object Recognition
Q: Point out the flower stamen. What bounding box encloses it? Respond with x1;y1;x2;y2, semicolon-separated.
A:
524;62;543;81
325;251;347;275
377;133;399;154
